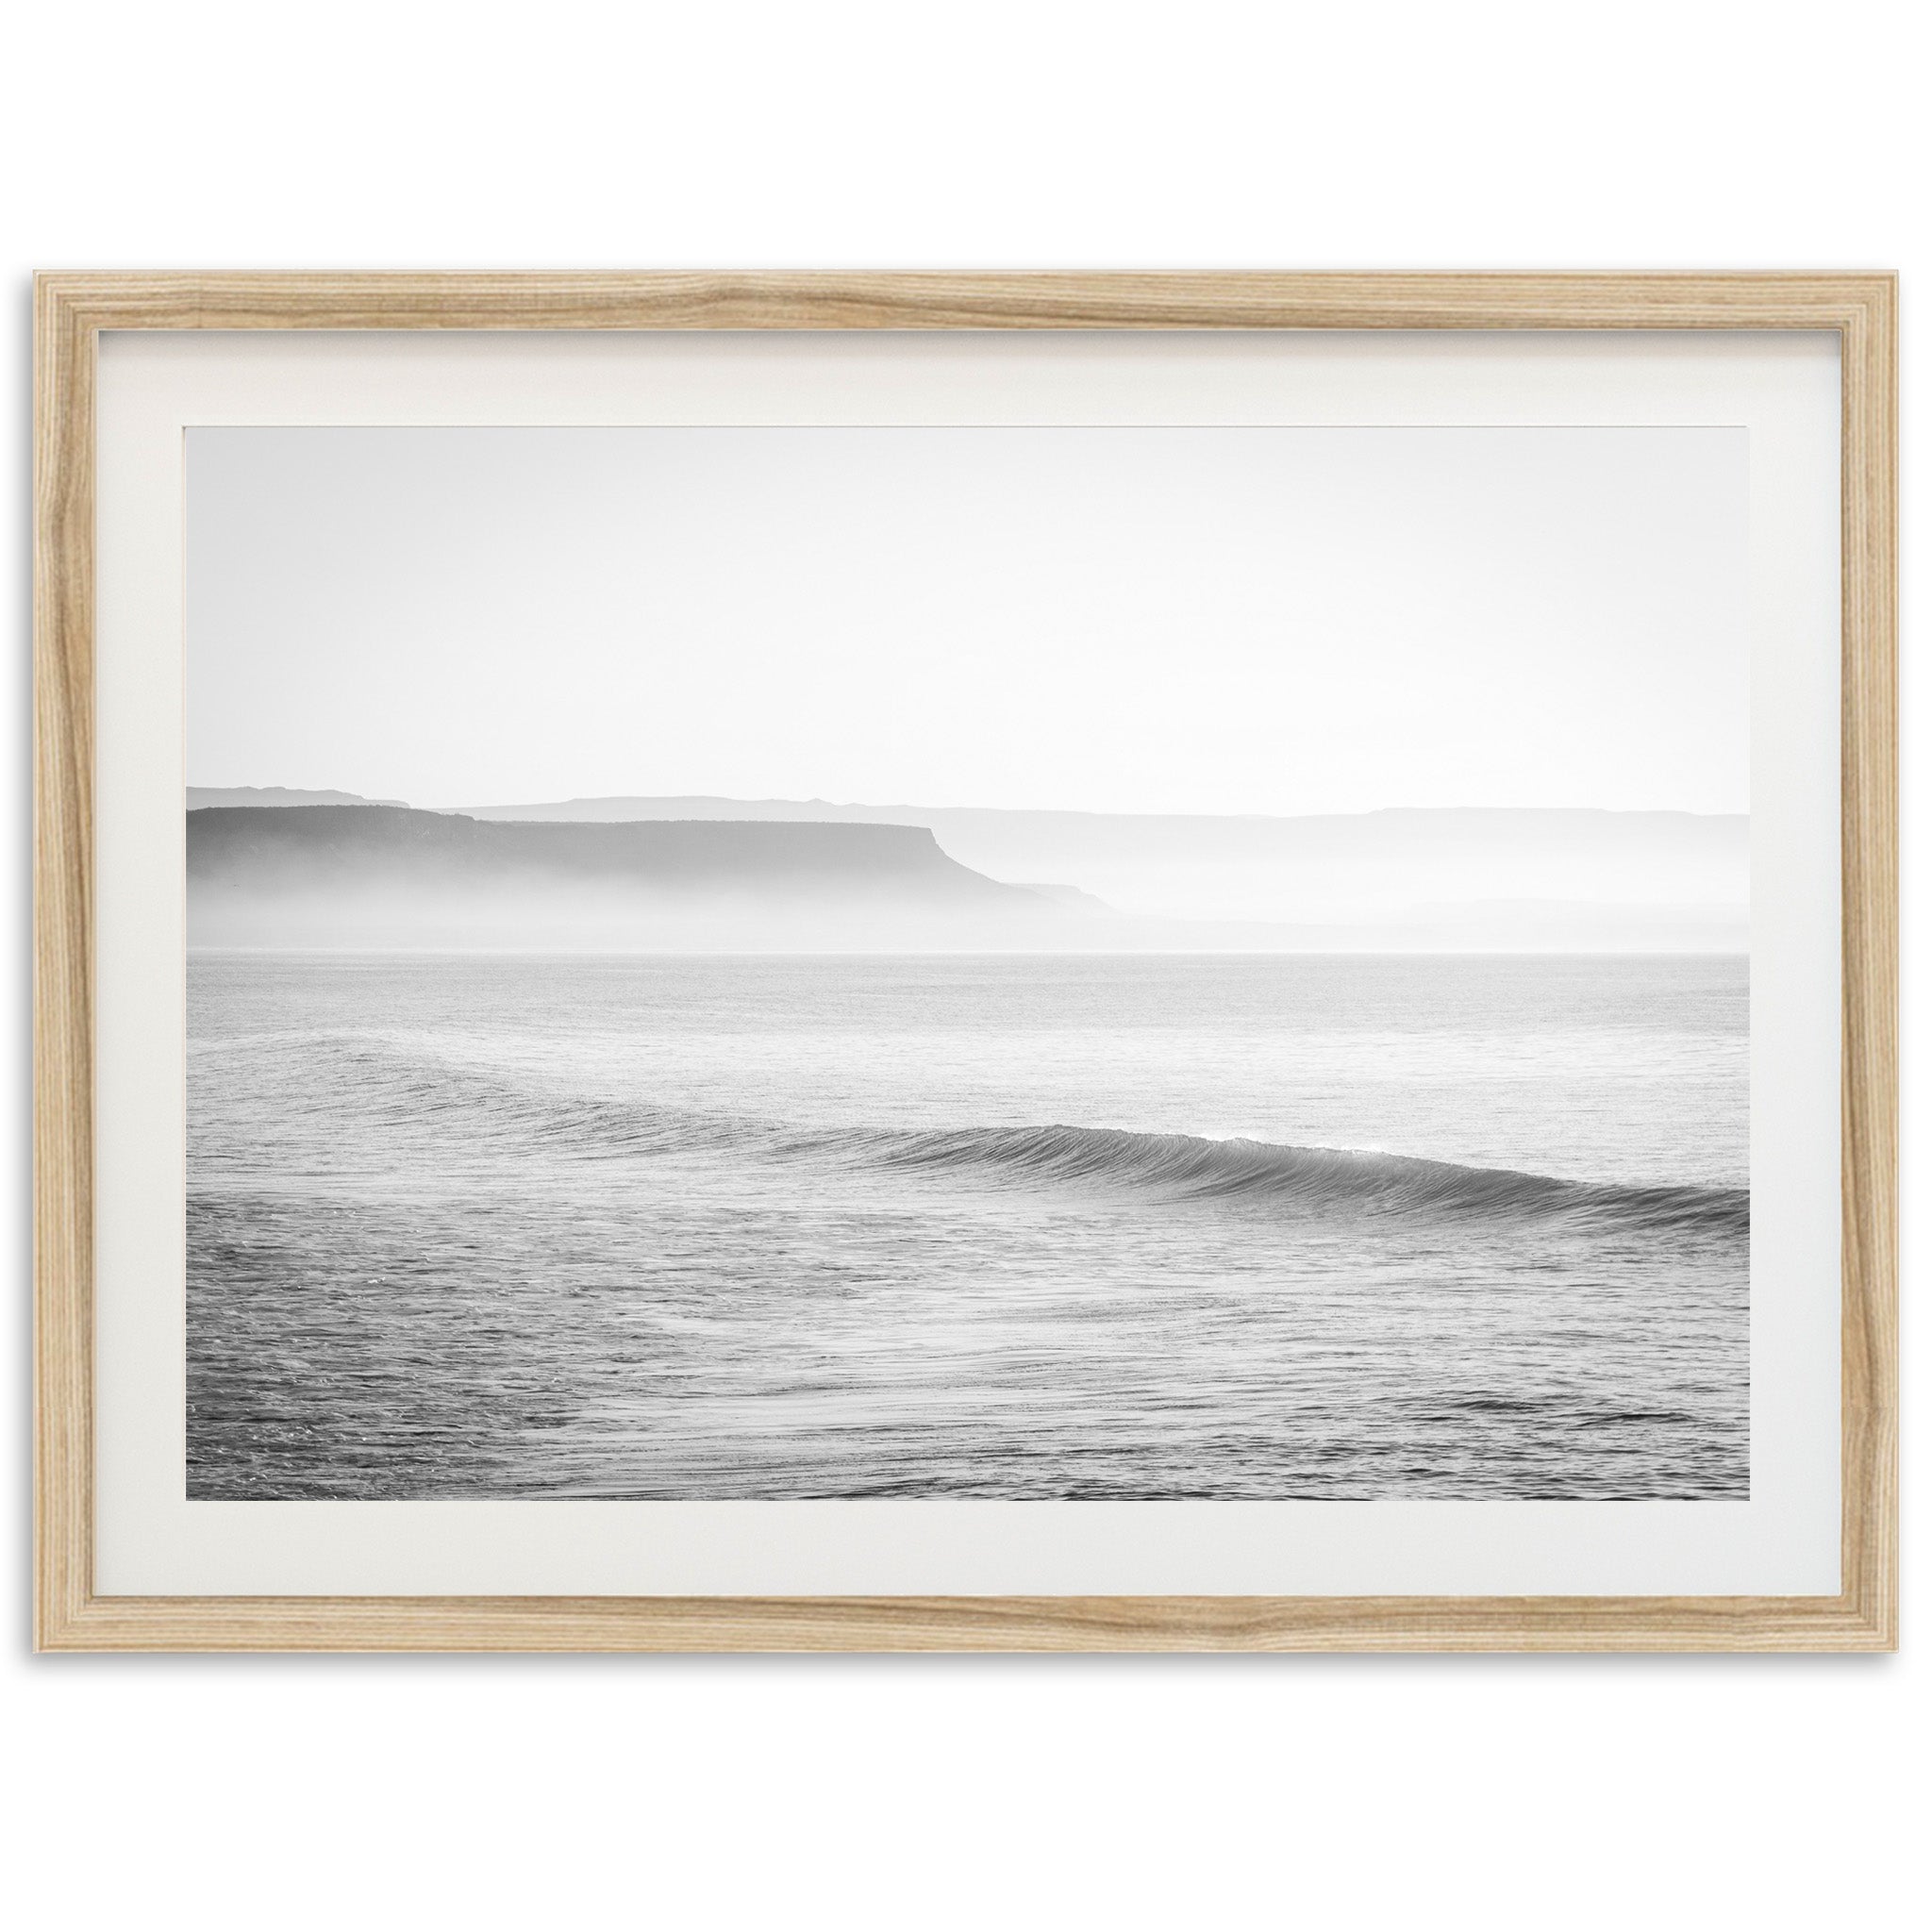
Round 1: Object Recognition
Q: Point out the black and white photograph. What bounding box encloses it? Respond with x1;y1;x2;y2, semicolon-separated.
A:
186;424;1750;1504
12;0;1924;1915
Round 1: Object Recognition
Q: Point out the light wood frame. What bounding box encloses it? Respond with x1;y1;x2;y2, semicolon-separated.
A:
34;273;1898;1652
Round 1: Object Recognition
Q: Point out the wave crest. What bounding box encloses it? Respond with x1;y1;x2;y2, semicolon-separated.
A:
235;1035;1746;1238
783;1122;1748;1236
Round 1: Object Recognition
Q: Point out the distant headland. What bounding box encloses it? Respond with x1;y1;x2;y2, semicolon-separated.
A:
188;790;1750;952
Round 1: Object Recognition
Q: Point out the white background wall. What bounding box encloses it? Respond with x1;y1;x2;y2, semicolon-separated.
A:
2;4;1920;1924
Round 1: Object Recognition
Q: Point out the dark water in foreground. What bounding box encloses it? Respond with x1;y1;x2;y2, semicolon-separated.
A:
188;952;1749;1500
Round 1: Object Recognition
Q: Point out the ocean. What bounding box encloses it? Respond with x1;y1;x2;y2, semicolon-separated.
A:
187;951;1749;1500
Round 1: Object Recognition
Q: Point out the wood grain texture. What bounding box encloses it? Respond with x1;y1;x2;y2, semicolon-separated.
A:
1836;277;1901;1652
22;270;1904;334
34;275;95;1657
32;273;1899;1652
25;1589;1906;1654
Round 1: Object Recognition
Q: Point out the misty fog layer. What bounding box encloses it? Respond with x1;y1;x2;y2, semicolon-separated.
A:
437;796;1748;929
188;805;1069;949
188;799;1748;952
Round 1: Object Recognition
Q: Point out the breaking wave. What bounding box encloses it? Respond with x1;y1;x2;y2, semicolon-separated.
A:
214;1034;1746;1238
779;1122;1748;1236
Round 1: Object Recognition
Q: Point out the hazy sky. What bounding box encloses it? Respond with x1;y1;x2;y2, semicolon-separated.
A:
188;425;1747;815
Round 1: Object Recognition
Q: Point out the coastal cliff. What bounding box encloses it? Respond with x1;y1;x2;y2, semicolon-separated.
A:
187;805;1046;945
191;805;1038;902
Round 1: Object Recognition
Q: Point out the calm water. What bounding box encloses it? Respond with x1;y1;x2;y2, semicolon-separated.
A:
187;952;1749;1499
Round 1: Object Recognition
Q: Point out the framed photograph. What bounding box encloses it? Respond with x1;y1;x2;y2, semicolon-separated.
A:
34;274;1896;1651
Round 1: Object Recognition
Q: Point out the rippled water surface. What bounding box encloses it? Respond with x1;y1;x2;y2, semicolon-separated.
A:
188;952;1749;1499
